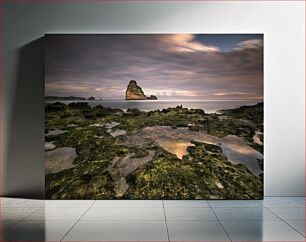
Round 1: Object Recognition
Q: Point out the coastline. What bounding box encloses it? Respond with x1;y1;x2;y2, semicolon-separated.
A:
45;99;263;114
45;102;264;199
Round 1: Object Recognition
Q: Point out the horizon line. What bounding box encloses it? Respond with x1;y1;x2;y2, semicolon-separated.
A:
45;98;264;102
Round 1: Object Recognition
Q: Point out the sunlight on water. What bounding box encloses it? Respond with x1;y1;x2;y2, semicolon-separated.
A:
125;126;263;175
158;139;195;159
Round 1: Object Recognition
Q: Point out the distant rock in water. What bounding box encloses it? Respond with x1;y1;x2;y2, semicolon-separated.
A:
87;96;95;100
125;80;158;100
147;95;158;100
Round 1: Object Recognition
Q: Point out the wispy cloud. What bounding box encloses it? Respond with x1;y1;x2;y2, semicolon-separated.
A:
162;34;220;53
143;88;199;99
233;39;263;51
45;34;263;100
213;92;250;96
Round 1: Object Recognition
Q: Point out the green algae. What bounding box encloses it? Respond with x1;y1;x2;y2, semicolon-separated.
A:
126;142;263;200
45;102;263;199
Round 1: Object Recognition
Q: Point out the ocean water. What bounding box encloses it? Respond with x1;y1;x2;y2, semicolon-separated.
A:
46;100;262;113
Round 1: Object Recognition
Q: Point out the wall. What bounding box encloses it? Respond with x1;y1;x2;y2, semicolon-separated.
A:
2;1;305;198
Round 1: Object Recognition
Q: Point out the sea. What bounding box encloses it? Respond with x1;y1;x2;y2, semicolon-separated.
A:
46;100;263;113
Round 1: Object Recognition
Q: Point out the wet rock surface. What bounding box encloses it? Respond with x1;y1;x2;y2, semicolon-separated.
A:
45;147;77;174
45;102;263;199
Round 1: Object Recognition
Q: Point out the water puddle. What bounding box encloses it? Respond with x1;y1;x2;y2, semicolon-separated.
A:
157;139;195;159
124;126;263;175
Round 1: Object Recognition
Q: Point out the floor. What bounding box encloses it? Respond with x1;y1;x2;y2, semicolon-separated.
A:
0;197;304;241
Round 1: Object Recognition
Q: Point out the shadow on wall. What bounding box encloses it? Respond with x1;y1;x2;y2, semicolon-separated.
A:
4;38;45;199
1;216;46;240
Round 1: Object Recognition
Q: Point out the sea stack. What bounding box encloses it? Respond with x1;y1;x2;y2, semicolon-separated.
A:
125;80;157;100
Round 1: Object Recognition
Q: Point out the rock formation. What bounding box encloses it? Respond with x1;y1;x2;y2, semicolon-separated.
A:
125;80;158;100
147;95;158;100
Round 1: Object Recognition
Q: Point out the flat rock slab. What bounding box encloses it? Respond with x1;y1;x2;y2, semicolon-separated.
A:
45;147;77;174
45;141;56;151
45;129;67;136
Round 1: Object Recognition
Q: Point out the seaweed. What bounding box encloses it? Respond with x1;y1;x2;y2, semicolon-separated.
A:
45;102;263;199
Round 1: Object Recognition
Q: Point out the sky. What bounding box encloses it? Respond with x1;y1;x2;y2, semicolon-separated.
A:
45;34;263;100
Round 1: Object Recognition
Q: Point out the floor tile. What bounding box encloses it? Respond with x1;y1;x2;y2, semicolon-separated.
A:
1;220;75;241
292;197;305;205
0;220;20;240
163;200;209;208
263;197;304;207
167;220;230;241
208;200;262;207
0;220;20;230
268;207;305;220
46;200;94;208
286;220;305;237
213;207;280;221
221;220;305;241
165;207;217;221
81;207;165;221
0;207;39;220
63;220;168;241
1;197;304;241
26;207;88;220
0;198;46;208
92;200;163;208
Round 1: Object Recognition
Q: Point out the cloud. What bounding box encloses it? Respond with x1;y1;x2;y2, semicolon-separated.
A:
161;34;220;53
233;39;263;50
45;34;263;100
212;91;262;100
143;88;199;98
213;92;250;96
45;80;124;99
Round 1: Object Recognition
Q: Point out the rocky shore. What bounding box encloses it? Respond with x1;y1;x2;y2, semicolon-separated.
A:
45;102;263;199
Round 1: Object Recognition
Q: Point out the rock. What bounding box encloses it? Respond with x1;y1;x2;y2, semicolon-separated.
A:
109;130;126;137
147;95;157;100
125;108;142;115
215;181;224;189
45;147;77;174
87;96;95;100
45;129;67;136
68;102;90;110
45;141;56;150
125;80;158;100
45;102;67;112
114;177;129;198
126;80;146;100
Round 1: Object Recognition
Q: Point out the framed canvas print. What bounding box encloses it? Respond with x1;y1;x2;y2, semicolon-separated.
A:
45;34;263;200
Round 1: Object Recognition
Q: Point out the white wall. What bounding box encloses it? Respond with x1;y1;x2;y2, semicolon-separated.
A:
2;1;305;197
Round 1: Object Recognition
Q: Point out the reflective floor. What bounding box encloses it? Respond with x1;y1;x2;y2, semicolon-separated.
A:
0;197;305;241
